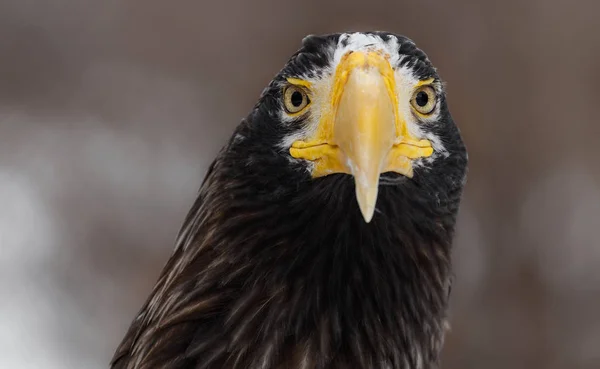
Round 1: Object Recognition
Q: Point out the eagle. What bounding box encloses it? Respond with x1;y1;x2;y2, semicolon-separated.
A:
111;32;468;369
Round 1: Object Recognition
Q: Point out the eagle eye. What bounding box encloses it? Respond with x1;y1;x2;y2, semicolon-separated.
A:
410;85;437;115
283;85;310;114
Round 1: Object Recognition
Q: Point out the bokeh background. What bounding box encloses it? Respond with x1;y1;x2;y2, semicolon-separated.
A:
1;0;599;368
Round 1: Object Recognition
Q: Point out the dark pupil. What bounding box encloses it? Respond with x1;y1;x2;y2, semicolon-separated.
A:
415;91;429;107
290;91;304;107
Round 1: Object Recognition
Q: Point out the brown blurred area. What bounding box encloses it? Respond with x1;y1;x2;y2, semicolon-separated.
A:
1;0;599;368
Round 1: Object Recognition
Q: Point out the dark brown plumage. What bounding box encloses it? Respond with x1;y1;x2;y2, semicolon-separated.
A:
111;32;468;369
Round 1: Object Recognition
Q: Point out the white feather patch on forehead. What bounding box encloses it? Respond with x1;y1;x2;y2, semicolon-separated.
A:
334;33;402;67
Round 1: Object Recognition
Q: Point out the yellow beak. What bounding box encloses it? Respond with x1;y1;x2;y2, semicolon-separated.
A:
290;51;433;222
333;61;396;222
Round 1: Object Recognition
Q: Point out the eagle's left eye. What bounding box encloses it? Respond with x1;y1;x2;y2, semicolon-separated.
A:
283;85;310;114
410;86;437;115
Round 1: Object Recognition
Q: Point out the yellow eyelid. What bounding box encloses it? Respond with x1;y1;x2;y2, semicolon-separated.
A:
415;77;436;87
413;109;435;119
286;78;312;88
286;107;310;117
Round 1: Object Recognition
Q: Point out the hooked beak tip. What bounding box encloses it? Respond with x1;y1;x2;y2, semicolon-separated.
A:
353;172;379;223
360;204;375;223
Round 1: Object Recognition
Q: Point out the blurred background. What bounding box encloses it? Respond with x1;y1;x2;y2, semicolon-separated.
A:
1;0;599;368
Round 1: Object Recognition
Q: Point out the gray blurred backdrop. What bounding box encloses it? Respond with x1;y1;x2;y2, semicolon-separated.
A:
1;0;599;368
